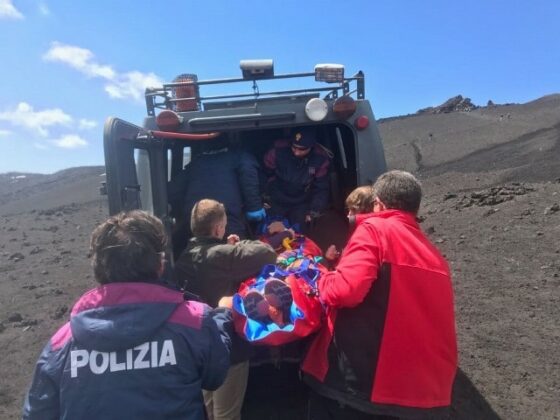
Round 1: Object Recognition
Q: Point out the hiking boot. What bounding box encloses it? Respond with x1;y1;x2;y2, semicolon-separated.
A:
264;278;293;324
243;290;271;324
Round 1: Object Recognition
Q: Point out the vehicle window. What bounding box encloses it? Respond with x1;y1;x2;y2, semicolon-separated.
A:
134;148;154;214
183;147;191;167
167;149;173;182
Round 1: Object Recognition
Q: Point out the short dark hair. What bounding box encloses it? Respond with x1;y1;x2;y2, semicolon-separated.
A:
190;199;226;237
90;210;167;284
372;170;422;214
345;185;375;214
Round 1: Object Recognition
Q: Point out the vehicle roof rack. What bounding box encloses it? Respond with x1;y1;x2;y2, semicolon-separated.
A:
144;69;365;117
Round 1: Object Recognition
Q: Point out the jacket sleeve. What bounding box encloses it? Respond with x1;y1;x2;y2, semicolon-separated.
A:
22;344;61;420
200;308;232;391
309;160;330;213
318;222;381;308
172;252;191;290
227;240;277;282
236;151;263;212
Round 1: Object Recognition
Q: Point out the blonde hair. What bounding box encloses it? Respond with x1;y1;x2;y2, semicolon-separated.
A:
190;199;226;237
345;185;375;214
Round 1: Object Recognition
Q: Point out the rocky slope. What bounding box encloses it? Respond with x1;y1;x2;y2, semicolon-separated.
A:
1;96;559;419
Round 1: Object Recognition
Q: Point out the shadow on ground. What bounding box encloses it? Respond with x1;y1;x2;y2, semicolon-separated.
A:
450;368;501;419
242;366;500;420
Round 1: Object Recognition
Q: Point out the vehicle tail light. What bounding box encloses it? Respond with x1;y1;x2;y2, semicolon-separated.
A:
354;115;370;130
305;98;328;121
172;73;199;112
156;110;183;131
333;96;356;119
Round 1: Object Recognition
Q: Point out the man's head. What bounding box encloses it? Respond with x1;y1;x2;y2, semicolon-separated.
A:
190;199;227;239
291;127;316;158
90;210;167;284
371;170;422;214
345;185;375;216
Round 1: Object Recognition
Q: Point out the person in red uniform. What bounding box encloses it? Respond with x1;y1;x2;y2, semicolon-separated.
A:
302;170;457;419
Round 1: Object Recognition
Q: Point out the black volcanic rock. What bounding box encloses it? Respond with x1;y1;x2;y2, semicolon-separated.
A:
418;95;478;114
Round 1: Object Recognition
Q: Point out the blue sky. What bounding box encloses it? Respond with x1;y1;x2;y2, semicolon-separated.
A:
1;0;559;174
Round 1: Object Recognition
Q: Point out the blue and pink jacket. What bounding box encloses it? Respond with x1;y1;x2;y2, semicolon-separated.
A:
23;282;231;420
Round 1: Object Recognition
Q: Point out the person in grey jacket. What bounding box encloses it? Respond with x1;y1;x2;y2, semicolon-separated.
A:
23;210;231;420
174;199;277;420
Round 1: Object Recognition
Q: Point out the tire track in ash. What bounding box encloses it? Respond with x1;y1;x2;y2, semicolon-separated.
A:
411;139;423;171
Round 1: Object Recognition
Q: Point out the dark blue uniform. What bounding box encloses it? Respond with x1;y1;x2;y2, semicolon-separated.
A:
263;139;331;228
23;282;231;420
169;148;262;237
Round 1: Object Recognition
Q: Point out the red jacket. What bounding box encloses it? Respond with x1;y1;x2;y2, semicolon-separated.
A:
302;210;457;418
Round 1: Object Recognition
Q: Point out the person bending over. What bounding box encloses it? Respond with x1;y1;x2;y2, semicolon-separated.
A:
263;127;331;231
168;135;266;240
174;199;277;420
302;170;457;419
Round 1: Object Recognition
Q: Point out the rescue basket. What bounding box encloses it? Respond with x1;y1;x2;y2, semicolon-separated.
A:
232;260;325;346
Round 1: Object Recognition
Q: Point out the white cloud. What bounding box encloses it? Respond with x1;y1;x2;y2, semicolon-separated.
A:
78;118;97;130
0;0;24;19
105;71;162;101
38;2;49;15
33;142;48;150
0;129;12;137
43;42;115;80
43;42;163;102
0;102;72;137
52;134;88;149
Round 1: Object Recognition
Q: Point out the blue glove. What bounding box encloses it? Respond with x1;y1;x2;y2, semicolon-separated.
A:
246;208;266;221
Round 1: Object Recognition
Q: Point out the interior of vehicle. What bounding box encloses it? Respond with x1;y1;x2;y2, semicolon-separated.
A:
164;123;358;260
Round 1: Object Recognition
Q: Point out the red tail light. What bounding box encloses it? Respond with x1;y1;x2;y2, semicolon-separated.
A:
156;110;182;131
354;115;370;130
333;96;356;119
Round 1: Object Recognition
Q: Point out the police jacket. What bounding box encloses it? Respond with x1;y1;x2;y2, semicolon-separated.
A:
174;236;277;364
302;210;457;418
23;282;231;420
263;140;330;213
168;148;262;237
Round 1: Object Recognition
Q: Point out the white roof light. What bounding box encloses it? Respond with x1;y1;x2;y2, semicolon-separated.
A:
314;63;345;83
240;59;274;79
305;98;328;122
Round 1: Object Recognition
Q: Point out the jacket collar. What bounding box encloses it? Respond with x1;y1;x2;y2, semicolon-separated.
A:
189;236;225;246
363;209;419;228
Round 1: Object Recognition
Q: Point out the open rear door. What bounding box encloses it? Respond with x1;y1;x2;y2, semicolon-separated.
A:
103;117;178;279
103;117;168;219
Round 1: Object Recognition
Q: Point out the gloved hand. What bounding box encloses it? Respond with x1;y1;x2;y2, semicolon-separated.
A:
246;208;266;221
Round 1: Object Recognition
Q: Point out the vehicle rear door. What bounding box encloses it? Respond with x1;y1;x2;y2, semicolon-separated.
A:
103;117;168;219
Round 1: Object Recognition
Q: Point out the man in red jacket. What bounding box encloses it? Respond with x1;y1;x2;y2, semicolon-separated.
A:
302;170;457;419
